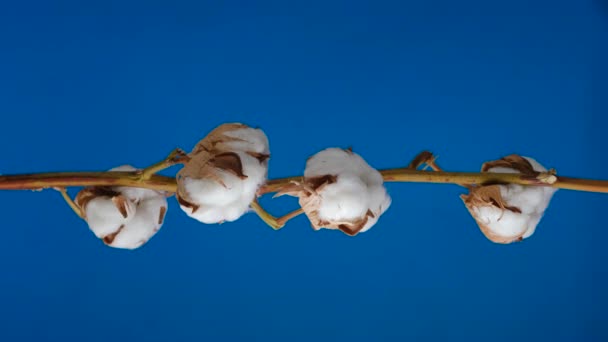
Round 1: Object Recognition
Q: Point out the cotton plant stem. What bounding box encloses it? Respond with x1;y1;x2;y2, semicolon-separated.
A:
0;172;177;192
414;152;470;188
550;177;608;193
260;171;608;194
1;170;608;194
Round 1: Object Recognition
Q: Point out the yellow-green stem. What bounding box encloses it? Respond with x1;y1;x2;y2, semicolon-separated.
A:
0;172;177;192
0;169;607;194
55;187;84;219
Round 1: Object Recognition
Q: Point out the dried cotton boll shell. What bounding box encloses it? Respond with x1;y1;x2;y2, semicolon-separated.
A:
75;165;168;250
279;148;391;236
461;155;557;244
177;123;270;224
189;123;270;159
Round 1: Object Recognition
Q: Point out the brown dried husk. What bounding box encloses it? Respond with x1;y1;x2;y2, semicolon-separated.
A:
481;154;538;176
189;123;248;155
176;123;269;213
75;187;131;219
278;175;375;236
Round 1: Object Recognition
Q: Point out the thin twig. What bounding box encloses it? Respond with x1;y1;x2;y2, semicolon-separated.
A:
250;200;304;230
54;187;84;219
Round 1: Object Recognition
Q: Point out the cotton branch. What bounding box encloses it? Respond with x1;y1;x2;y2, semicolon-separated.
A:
0;138;607;249
0;160;607;194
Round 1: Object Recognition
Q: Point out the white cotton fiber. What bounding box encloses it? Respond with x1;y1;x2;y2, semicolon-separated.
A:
106;195;167;249
84;197;135;239
316;174;370;222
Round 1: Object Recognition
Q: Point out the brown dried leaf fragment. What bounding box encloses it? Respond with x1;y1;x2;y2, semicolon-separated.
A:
112;195;131;219
307;175;337;192
210;152;247;179
482;154;537;176
178;149;231;189
190;123;248;155
462;185;509;210
408;151;435;170
176;194;200;214
103;224;125;245
338;224;359;236
75;187;121;210
247;151;270;164
336;220;368;236
158;206;167;225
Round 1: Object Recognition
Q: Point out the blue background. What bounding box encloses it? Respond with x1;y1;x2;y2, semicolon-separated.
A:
0;1;607;341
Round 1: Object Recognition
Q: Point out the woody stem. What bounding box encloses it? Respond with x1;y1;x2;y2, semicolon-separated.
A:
0;170;607;194
412;152;471;189
259;171;608;194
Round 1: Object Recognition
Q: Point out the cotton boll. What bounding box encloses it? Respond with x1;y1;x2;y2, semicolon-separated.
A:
279;147;391;236
462;154;557;244
176;123;270;224
76;165;168;250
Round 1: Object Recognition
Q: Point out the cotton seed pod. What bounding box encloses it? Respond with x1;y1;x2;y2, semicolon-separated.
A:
279;147;391;236
176;123;270;224
75;165;168;250
461;155;557;244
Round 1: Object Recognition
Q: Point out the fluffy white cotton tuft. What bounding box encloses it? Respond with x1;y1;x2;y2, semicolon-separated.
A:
462;155;557;243
284;148;390;235
82;196;136;239
76;165;168;250
177;124;270;224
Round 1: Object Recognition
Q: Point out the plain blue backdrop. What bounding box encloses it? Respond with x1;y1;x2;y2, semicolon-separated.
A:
0;1;607;341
